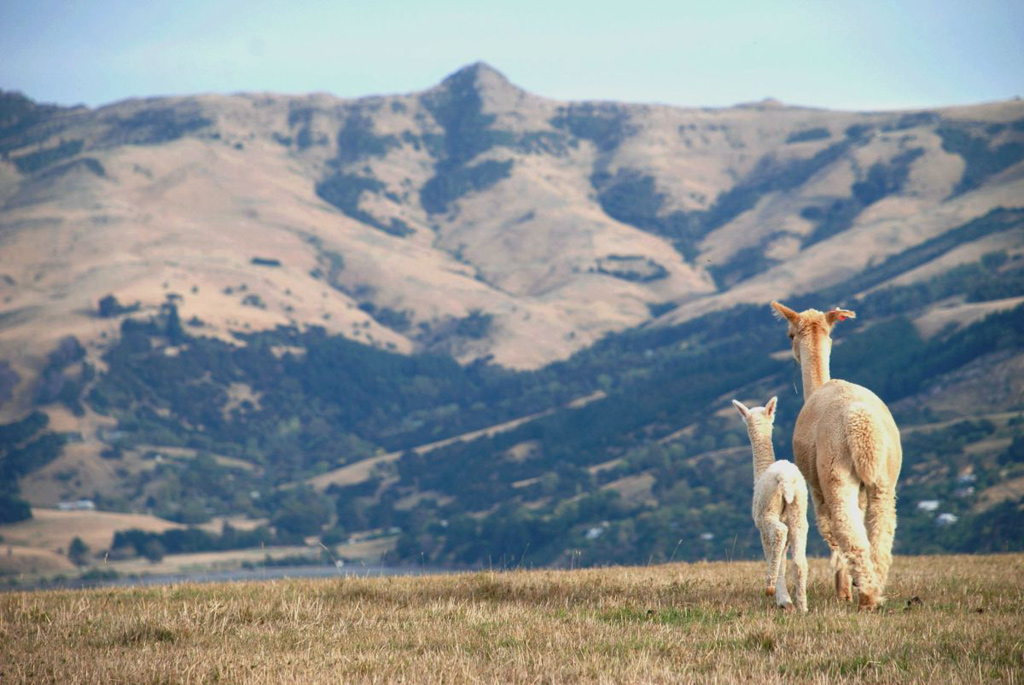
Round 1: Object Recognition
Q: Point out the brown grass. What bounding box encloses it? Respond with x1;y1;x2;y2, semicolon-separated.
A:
93;537;397;577
912;296;1024;339
0;510;395;581
0;509;185;554
0;546;74;576
1;554;1021;683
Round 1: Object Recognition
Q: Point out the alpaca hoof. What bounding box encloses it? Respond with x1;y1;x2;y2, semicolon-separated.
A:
765;587;775;597
835;570;853;602
857;592;879;612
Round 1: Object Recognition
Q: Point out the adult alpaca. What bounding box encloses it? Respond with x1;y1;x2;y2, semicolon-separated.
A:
732;396;809;613
770;301;902;610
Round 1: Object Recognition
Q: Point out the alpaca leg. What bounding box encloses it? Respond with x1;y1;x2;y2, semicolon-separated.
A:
829;481;881;610
831;552;853;603
789;519;809;613
769;520;792;610
774;542;794;610
760;527;779;598
865;484;897;592
810;487;851;601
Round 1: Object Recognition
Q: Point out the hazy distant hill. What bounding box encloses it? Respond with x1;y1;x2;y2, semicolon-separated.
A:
0;64;1022;570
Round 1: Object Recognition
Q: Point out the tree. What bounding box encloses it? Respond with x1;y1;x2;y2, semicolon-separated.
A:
142;539;166;563
98;294;120;317
164;302;185;345
999;435;1024;466
272;489;332;538
97;294;138;318
68;536;90;566
0;492;31;523
176;500;210;525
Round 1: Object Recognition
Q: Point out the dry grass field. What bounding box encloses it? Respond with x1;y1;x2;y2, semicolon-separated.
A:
0;509;397;579
0;509;186;555
1;554;1021;683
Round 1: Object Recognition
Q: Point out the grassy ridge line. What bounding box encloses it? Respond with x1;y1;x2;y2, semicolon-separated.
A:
2;554;1021;683
802;206;1024;306
308;390;607;490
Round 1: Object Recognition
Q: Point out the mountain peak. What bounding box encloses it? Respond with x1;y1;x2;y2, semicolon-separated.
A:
436;62;522;100
735;97;787;110
445;62;509;84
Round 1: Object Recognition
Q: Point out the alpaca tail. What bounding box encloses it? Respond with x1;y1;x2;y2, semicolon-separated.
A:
782;470;808;526
780;475;797;505
775;462;806;510
847;404;883;485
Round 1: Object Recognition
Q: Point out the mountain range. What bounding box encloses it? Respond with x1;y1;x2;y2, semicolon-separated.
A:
0;63;1022;573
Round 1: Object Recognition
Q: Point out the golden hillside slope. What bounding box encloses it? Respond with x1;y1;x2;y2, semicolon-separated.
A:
1;64;1022;420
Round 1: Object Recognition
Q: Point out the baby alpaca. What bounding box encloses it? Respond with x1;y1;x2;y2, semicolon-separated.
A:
732;396;810;613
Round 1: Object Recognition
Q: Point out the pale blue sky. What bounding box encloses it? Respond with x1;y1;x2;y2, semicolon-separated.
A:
2;0;1021;111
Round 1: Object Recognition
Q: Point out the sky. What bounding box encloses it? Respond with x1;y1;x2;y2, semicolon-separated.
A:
1;0;1022;112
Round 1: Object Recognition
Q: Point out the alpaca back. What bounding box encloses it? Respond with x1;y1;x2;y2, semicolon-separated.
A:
793;379;902;492
753;460;807;522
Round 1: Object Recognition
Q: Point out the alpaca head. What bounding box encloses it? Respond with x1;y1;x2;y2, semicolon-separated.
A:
770;301;856;368
731;396;778;439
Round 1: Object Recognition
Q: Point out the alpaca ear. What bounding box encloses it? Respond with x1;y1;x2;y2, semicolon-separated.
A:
826;308;857;325
770;301;800;324
765;396;778;420
731;399;750;419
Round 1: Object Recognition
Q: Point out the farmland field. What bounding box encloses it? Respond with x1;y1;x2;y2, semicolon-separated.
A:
1;554;1021;683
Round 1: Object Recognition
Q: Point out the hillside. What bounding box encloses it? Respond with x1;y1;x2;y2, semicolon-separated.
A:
0;64;1023;573
2;64;1022;381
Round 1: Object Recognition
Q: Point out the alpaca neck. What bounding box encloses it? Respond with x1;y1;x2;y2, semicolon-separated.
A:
749;432;776;481
799;339;831;400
